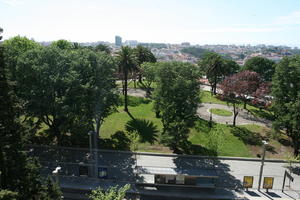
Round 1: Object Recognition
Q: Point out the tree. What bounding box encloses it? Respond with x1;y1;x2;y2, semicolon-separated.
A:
272;55;300;156
51;39;74;50
2;36;40;83
94;44;111;54
153;62;200;152
224;59;240;76
43;176;63;200
242;56;275;82
117;46;138;113
233;70;261;109
133;45;156;87
252;82;272;109
0;40;62;199
0;27;3;40
199;52;226;95
140;62;158;96
89;184;130;200
219;77;241;127
7;41;118;146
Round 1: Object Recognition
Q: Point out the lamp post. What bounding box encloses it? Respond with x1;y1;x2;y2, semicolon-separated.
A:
88;131;93;158
52;166;62;183
258;140;268;191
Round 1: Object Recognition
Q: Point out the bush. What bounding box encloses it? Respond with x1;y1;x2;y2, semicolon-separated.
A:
0;190;18;200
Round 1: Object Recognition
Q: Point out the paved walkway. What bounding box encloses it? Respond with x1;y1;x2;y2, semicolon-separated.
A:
122;85;272;127
197;103;272;127
118;88;147;98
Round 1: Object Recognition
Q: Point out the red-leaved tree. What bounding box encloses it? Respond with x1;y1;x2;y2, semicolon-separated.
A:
252;82;272;109
220;70;263;126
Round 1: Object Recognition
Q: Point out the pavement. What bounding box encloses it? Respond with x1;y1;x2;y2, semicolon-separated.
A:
28;146;300;199
197;103;272;127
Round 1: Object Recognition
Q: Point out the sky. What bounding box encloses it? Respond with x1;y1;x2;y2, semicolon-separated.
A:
1;0;300;47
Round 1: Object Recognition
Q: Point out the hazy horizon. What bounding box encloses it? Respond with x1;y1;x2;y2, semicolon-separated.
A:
1;0;300;47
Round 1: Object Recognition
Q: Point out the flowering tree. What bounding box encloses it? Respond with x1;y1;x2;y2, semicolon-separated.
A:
252;82;272;109
220;70;264;126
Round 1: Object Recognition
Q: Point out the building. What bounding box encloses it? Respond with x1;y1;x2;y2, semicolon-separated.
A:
124;40;138;47
115;35;122;46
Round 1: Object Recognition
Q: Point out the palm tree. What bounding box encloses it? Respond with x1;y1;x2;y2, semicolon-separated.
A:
117;46;137;112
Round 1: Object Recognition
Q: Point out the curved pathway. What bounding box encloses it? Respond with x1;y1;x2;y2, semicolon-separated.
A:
122;87;272;127
197;103;272;127
118;88;147;98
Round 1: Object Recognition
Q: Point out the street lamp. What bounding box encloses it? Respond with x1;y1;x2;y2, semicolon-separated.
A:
52;166;62;183
258;140;268;191
88;131;93;158
87;130;98;178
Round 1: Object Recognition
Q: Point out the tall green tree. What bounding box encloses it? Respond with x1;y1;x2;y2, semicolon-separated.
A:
117;46;138;113
242;57;275;82
0;37;61;200
153;62;200;152
272;55;300;156
133;45;156;85
199;52;225;95
140;62;158;96
6;38;118;146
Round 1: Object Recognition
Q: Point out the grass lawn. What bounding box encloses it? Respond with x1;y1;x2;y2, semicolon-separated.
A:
101;101;163;138
209;108;233;116
101;96;290;158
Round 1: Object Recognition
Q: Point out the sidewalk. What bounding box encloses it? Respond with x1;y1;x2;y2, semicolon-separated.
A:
58;176;300;200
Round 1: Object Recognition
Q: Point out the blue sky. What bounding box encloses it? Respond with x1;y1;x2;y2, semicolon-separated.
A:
1;0;300;46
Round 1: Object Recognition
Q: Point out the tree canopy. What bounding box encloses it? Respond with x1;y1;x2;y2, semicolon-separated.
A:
153;62;201;152
242;56;275;82
3;37;118;146
117;46;138;113
272;55;300;156
0;40;62;199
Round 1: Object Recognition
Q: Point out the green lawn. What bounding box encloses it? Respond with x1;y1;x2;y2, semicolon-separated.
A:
101;101;162;138
209;108;233;116
101;96;275;157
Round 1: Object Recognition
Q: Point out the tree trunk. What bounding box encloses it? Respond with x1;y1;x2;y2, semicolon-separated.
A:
155;110;160;118
213;77;217;95
124;70;128;112
133;79;136;89
244;102;247;109
138;74;143;84
293;137;299;156
233;103;238;127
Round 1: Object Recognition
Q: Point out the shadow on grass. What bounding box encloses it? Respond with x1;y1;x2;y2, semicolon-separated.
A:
100;131;131;151
181;144;217;156
231;126;263;146
247;108;275;121
278;138;292;146
125;118;159;144
194;118;216;134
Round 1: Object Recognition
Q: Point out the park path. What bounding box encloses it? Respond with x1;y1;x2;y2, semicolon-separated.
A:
118;88;147;98
197;103;272;127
